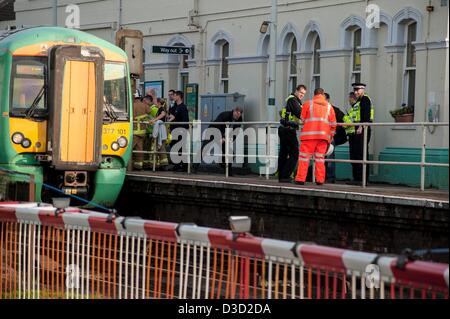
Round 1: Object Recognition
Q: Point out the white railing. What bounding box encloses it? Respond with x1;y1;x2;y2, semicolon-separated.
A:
132;120;449;191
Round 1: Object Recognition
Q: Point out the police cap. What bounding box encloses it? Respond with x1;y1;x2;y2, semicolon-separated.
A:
352;83;367;90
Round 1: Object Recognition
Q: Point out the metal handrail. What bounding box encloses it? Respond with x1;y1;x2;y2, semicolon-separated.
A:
132;120;449;191
135;120;449;126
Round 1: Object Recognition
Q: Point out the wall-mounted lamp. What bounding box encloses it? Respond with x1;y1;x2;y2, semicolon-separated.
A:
229;216;252;234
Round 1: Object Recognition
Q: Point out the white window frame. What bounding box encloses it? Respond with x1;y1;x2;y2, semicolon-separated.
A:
311;34;321;90
288;37;298;94
402;21;417;109
350;28;362;87
220;42;230;93
179;72;189;99
179;54;189;97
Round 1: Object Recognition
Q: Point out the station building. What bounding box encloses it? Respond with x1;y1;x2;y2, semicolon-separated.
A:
7;0;450;188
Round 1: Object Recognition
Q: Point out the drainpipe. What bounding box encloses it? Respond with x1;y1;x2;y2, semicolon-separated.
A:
200;18;211;102
52;0;58;26
267;0;278;122
424;1;431;131
117;0;123;30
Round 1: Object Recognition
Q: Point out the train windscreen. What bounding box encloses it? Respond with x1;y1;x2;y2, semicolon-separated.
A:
104;62;129;121
10;58;47;118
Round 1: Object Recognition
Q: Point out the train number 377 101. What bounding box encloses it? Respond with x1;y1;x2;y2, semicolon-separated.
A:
103;128;127;135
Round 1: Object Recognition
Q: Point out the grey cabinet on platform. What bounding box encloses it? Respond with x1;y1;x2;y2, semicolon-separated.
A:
199;93;245;122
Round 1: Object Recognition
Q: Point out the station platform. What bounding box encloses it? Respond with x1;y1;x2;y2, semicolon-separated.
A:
121;170;448;257
126;171;449;209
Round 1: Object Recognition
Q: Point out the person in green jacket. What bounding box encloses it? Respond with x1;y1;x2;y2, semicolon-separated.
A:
142;95;159;167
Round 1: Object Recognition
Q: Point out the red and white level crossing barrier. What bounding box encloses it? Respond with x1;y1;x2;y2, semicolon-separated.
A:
0;202;448;299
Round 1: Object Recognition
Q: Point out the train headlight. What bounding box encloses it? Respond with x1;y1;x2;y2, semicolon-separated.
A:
21;138;32;149
111;142;120;152
65;172;76;185
117;136;128;148
12;132;24;144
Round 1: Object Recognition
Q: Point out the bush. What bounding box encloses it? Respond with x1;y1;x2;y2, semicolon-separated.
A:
390;104;414;117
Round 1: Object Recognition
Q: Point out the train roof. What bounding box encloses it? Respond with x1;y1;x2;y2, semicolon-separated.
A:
0;26;127;60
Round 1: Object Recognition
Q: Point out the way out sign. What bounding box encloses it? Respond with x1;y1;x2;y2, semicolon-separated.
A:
152;45;192;55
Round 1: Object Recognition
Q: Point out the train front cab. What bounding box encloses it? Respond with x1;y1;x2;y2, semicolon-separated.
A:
0;28;132;207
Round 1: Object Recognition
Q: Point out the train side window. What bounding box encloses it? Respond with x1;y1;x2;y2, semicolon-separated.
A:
10;57;47;118
104;62;129;121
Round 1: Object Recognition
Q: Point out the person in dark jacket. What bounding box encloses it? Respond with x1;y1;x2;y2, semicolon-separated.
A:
168;91;190;171
324;93;347;183
168;90;189;131
278;85;307;183
206;107;243;175
209;107;243;136
168;89;176;114
344;83;375;185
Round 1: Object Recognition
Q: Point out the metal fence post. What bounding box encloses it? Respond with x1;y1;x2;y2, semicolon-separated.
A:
421;124;427;191
266;124;270;180
152;138;157;172
225;123;230;178
29;174;36;202
362;125;368;188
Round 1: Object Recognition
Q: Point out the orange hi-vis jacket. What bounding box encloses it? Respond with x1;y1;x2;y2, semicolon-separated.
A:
300;95;337;143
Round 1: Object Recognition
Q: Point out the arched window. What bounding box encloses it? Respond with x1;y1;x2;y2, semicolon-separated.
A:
312;35;321;90
351;28;362;85
210;30;233;94
166;35;193;97
404;21;417;108
288;38;298;94
279;23;301;95
302;21;324;93
220;42;230;93
392;7;422;115
170;42;189;98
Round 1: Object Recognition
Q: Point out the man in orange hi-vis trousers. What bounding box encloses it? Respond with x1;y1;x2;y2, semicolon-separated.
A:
295;88;337;185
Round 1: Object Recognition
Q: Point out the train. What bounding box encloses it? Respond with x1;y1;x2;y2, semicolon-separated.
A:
0;27;134;207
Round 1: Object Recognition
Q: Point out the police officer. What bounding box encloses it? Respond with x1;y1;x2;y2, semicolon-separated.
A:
278;84;307;183
344;83;375;185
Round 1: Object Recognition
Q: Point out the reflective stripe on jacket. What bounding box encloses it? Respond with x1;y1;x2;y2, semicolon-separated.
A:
345;94;374;135
279;95;301;124
133;114;149;136
133;100;152;136
300;95;337;143
343;113;355;135
146;105;160;135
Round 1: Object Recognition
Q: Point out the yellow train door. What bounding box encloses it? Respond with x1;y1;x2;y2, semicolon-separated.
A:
49;45;104;170
60;60;97;163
